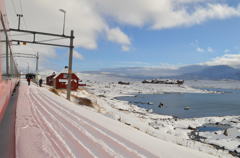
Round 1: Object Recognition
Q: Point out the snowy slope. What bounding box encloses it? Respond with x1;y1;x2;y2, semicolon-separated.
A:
76;73;238;158
15;81;217;158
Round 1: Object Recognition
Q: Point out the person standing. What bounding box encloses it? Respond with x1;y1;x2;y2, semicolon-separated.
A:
39;78;43;87
27;77;31;86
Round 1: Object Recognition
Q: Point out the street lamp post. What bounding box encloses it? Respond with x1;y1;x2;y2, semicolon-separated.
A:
59;9;66;35
27;62;29;73
36;52;39;73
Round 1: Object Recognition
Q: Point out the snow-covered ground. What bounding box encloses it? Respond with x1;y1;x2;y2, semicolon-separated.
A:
72;73;240;158
15;81;218;158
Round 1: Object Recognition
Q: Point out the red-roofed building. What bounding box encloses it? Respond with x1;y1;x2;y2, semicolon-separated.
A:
46;74;56;86
53;73;79;90
46;72;80;90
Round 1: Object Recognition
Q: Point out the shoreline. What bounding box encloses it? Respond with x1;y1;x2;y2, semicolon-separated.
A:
75;73;239;158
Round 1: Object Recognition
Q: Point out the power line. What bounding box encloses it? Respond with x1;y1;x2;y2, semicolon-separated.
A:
10;33;31;37
38;37;66;43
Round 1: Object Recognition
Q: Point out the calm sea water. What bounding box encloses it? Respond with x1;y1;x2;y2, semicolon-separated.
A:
117;89;240;118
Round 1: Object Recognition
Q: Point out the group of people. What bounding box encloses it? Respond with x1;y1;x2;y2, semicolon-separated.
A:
26;77;43;87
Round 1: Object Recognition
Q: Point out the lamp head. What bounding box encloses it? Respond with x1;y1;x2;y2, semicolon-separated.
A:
59;9;66;13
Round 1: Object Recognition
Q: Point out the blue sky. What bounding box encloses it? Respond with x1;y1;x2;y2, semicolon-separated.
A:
6;0;240;72
53;16;240;71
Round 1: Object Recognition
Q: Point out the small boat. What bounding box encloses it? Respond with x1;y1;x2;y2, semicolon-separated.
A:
184;106;190;110
147;102;153;105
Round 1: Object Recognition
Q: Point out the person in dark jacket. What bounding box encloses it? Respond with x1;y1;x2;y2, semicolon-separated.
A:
39;79;43;87
27;77;31;86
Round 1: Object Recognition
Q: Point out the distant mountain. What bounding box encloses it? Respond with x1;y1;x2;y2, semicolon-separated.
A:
177;65;208;74
86;67;180;79
83;65;240;80
176;65;240;80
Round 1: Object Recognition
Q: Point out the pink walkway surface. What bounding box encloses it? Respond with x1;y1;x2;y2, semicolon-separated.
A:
15;81;216;158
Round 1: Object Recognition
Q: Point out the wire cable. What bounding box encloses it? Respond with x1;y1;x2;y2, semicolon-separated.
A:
38;37;66;43
10;33;31;37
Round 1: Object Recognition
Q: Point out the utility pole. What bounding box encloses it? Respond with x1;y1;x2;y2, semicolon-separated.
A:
16;14;23;30
9;52;13;77
36;52;39;73
9;15;75;100
67;30;74;100
16;14;23;45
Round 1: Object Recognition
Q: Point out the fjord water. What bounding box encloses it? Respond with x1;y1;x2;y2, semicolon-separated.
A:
117;89;240;118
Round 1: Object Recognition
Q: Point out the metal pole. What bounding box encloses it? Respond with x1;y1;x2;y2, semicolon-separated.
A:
10;51;13;77
63;12;66;35
17;14;23;30
36;52;39;73
16;14;23;45
10;28;71;38
67;30;74;100
6;39;9;76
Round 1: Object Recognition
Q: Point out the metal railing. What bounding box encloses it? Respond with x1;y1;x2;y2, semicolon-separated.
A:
0;12;20;79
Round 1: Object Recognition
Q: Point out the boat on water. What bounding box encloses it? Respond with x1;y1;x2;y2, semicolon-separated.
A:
184;106;190;110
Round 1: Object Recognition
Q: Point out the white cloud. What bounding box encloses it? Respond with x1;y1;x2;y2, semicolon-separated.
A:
152;3;240;29
92;0;240;29
6;0;240;49
207;47;213;53
196;47;205;52
203;54;240;68
6;0;108;50
196;46;214;53
107;27;131;45
106;27;131;52
73;50;84;60
175;0;209;4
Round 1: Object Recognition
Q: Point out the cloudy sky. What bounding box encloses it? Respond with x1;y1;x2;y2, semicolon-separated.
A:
5;0;240;73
